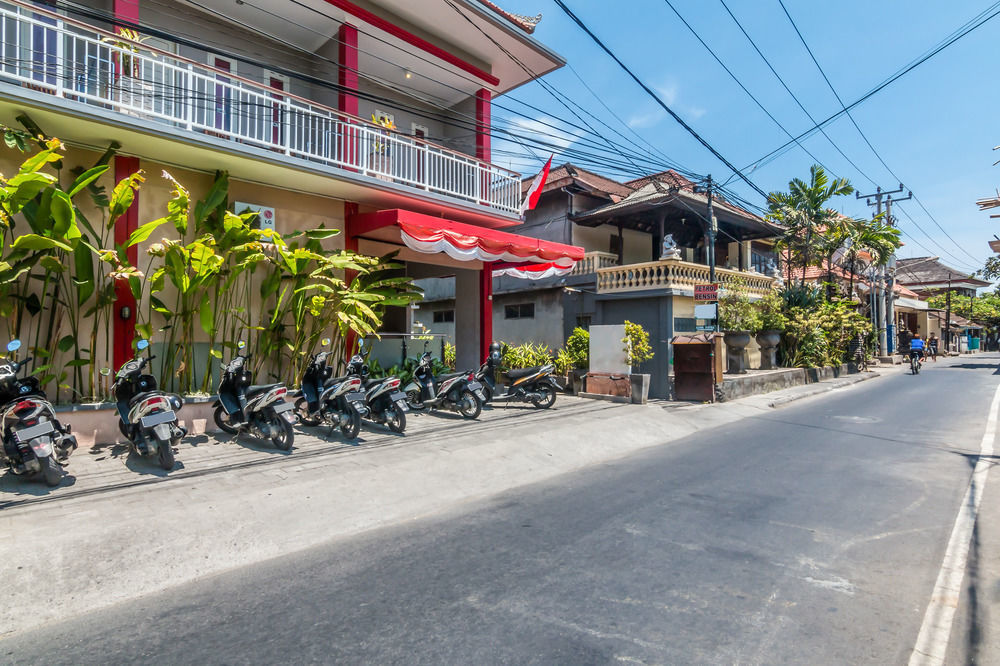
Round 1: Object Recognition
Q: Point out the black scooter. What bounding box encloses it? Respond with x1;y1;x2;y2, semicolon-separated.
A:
213;341;295;450
475;342;558;409
345;340;409;433
403;351;485;419
0;339;77;486
293;338;366;440
113;339;185;471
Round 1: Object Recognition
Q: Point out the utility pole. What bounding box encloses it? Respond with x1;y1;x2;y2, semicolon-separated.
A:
945;276;952;353
855;184;911;357
706;174;716;284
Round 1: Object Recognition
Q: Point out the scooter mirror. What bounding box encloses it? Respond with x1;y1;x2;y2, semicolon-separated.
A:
99;367;112;377
136;339;150;351
238;341;246;350
6;339;21;352
321;338;331;347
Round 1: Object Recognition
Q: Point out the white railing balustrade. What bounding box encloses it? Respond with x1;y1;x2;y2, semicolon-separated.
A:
570;250;619;275
0;3;521;214
596;258;777;295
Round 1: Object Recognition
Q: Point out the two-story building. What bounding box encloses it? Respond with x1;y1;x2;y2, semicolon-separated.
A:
418;163;782;398
0;0;583;372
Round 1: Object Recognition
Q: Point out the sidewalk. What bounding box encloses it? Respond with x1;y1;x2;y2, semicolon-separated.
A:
0;368;886;637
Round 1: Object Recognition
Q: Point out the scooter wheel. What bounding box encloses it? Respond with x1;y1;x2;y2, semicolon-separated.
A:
118;420;130;439
157;439;175;471
481;383;493;405
341;409;361;440
458;390;482;419
386;404;406;434
294;398;321;426
213;405;239;435
39;455;62;487
533;384;557;409
271;415;294;451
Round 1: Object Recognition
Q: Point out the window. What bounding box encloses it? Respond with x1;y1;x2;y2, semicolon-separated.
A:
674;317;697;332
505;303;534;319
264;71;290;145
411;123;429;139
575;315;592;330
751;249;777;274
211;56;236;132
432;310;454;323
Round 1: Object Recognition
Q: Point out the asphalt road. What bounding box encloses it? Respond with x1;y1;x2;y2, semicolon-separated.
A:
6;354;1000;665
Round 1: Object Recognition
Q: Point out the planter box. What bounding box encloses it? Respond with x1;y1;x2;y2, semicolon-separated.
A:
630;373;650;404
55;396;219;448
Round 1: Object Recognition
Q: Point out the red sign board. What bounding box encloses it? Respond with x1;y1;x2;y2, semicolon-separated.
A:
694;283;719;302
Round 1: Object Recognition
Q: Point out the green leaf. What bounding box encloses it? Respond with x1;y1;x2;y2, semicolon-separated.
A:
136;323;152;340
67;165;109;197
73;243;95;304
109;172;143;223
18;144;62;174
209;348;222;359
39;255;64;273
304;228;342;240
127;217;167;246
11;233;72;253
50;189;75;238
65;359;90;367
57;335;75;353
199;294;215;335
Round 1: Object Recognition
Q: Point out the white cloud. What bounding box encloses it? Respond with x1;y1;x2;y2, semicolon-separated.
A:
509;115;583;154
627;110;665;129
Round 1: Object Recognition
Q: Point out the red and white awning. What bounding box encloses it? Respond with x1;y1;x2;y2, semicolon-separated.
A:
351;209;584;280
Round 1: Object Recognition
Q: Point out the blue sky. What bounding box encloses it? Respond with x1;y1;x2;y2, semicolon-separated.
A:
491;0;1000;274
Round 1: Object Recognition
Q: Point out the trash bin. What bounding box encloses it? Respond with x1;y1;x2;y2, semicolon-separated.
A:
671;333;724;402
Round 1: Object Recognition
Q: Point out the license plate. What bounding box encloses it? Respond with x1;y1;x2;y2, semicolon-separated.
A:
281;411;296;424
467;381;483;391
14;420;55;443
395;399;409;412
272;400;292;414
140;410;175;428
346;392;366;404
389;391;408;403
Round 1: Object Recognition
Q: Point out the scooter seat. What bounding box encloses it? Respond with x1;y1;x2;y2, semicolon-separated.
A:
505;366;545;380
128;391;163;407
246;383;282;398
363;378;384;389
325;375;352;387
437;371;468;381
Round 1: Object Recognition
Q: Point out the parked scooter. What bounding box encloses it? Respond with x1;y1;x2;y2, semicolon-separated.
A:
113;339;185;470
345;340;408;433
404;351;485;419
0;339;77;487
293;338;367;439
475;342;558;409
213;341;295;450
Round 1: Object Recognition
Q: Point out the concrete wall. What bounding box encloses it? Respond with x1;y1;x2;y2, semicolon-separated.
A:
573;224;656;264
491;289;565;351
454;268;480;370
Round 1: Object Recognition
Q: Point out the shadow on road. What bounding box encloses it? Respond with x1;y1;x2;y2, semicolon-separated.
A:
940;363;1000;373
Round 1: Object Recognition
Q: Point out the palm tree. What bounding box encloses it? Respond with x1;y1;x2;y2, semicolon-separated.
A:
843;215;901;302
767;165;854;286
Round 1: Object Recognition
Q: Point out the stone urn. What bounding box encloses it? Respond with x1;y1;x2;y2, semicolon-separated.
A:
723;331;752;374
755;330;782;370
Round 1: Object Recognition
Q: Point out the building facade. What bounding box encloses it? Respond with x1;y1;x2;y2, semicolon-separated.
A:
0;0;582;374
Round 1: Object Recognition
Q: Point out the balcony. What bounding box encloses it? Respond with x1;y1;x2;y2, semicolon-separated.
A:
596;258;777;297
0;4;521;216
569;250;619;276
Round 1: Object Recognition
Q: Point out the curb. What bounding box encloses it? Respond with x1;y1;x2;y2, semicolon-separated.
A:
766;371;882;408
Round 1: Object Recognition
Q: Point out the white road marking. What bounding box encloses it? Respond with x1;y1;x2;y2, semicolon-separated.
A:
909;381;1000;665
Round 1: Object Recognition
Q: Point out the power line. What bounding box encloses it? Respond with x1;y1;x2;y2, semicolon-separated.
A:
774;0;983;267
658;0;832;178
716;0;879;188
742;1;1000;173
552;0;769;200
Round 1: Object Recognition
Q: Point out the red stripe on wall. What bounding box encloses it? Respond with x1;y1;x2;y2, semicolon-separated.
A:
112;156;140;371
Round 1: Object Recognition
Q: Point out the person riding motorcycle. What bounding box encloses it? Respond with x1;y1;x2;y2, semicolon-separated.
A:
909;333;926;361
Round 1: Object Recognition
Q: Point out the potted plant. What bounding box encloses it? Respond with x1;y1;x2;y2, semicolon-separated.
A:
623;320;654;403
564;327;590;394
718;283;762;374
754;291;786;370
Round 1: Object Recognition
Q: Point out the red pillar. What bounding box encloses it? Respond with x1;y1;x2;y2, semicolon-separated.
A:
113;0;139;24
344;202;360;357
112;156;140;370
338;23;359;168
475;88;491;162
476;88;492;361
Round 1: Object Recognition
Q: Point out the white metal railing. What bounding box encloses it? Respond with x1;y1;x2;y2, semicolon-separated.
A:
0;3;522;214
569;250;619;275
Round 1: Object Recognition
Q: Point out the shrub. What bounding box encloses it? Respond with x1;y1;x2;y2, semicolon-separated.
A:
623;320;654;367
553;348;574;375
443;342;455;370
756;291;787;332
565;327;590;370
718;282;762;332
780;299;870;368
500;342;553;369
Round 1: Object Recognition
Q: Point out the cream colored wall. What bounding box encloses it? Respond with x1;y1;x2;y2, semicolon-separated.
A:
571;224;653;264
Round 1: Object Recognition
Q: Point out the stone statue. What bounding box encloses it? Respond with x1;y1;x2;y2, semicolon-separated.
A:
660;233;681;260
766;257;784;287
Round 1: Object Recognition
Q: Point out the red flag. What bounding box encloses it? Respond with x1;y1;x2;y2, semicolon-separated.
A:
519;155;553;215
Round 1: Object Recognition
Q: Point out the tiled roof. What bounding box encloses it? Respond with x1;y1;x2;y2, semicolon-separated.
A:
478;0;541;34
622;170;696;191
521;162;633;200
896;257;990;287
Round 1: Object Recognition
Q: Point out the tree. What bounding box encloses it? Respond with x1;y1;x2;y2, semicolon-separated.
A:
766;165;854;286
842;215;902;300
977;256;1000;282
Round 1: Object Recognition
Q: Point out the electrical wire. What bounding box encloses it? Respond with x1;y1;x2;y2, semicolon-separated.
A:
774;0;983;266
552;0;769;200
